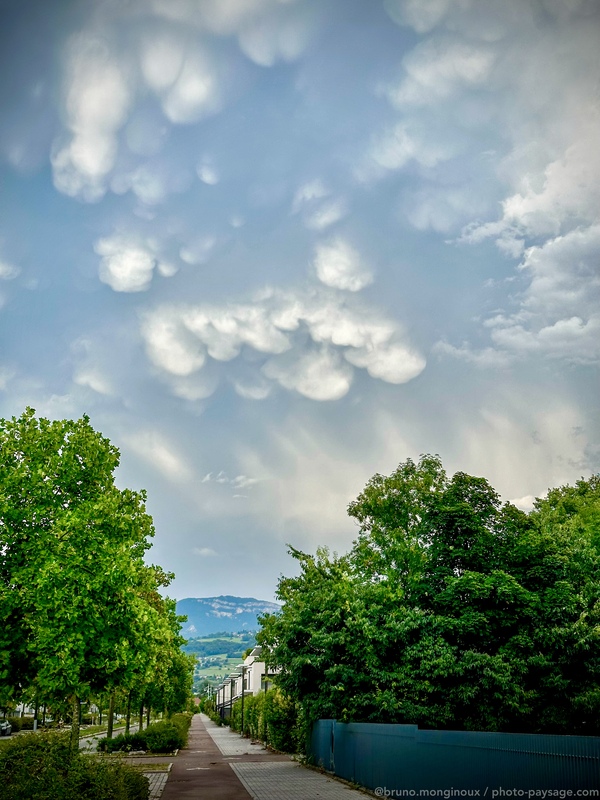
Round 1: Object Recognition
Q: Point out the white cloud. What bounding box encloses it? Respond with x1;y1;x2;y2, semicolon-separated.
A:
292;179;328;212
0;260;20;280
182;303;292;360
197;160;220;185
141;309;207;376
139;286;426;400
139;31;185;93
443;225;600;365
179;236;216;265
313;238;373;292
160;49;221;124
305;199;347;231
95;234;163;292
193;547;218;557
52;34;132;201
231;377;272;400
509;495;537;512
365;121;455;178
263;347;353;401
125;429;192;482
501;120;600;238
237;3;317;67
387;37;495;107
73;368;114;396
345;342;426;385
201;471;259;489
384;0;460;34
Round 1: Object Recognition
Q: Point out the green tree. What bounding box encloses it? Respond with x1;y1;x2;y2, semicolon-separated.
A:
0;408;180;749
259;456;600;735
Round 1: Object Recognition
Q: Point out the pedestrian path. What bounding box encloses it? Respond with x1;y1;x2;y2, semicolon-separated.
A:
157;713;369;799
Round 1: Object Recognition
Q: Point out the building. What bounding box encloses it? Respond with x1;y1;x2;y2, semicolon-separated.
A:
215;646;277;720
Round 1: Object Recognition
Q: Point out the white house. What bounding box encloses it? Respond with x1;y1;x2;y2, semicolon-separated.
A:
215;646;278;720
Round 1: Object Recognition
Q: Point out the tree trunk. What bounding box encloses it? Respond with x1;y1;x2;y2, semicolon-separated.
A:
69;694;80;753
138;702;144;732
107;692;115;739
125;691;132;735
146;706;150;728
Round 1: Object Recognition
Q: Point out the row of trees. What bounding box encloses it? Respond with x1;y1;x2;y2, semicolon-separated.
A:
0;408;193;749
258;455;600;735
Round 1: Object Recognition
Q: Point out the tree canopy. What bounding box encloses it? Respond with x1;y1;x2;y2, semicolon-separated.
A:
258;455;600;734
0;408;192;743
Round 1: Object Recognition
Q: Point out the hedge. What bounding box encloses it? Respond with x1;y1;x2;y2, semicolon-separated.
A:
98;713;192;754
1;731;148;800
229;689;307;754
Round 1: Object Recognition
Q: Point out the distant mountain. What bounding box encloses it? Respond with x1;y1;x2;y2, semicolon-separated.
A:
176;595;281;637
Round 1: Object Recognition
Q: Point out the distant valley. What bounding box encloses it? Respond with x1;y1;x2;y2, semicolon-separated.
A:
176;596;281;692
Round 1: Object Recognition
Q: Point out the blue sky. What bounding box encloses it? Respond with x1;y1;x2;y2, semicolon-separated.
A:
1;0;599;601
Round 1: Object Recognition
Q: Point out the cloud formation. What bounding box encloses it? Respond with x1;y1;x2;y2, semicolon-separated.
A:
141;287;425;401
95;233;176;292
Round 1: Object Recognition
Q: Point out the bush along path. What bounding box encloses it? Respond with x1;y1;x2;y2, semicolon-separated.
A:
97;714;191;755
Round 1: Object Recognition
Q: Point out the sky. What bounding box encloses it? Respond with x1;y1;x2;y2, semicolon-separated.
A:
1;0;599;603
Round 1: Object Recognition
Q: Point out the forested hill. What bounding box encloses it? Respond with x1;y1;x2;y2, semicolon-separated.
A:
176;595;280;637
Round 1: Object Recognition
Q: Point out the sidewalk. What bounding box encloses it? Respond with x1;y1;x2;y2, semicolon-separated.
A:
159;713;369;799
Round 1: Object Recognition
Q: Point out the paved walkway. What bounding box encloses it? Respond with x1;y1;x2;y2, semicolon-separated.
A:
158;713;369;799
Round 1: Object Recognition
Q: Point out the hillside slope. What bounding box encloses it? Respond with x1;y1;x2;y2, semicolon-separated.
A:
176;595;280;637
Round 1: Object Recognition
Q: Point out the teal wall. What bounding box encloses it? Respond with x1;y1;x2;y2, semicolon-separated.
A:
310;720;600;792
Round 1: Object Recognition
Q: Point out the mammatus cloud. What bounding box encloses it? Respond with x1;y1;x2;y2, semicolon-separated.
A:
51;34;132;201
263;347;353;401
292;179;347;231
140;287;426;401
95;233;176;292
313;238;372;292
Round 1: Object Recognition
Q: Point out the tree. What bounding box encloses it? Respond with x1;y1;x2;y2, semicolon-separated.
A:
259;456;600;734
0;408;181;749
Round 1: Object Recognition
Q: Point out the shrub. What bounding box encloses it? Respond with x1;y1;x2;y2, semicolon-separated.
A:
169;712;192;739
98;715;190;754
97;731;146;753
0;731;149;800
229;688;306;754
7;717;22;732
143;722;184;753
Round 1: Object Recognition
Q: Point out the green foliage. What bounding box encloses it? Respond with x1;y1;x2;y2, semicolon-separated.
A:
98;713;191;753
0;408;189;747
98;731;147;753
183;633;256;657
197;696;223;725
229;689;306;753
259;456;600;736
0;731;148;800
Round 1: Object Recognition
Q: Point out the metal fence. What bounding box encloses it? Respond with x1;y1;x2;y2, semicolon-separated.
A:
310;720;600;793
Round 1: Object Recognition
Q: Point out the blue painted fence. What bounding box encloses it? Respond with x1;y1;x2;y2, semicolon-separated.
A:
310;720;600;793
